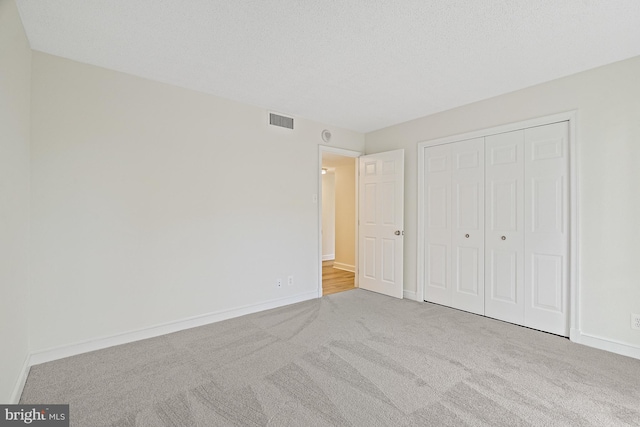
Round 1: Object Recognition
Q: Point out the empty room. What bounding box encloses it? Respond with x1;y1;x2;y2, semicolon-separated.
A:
1;0;640;425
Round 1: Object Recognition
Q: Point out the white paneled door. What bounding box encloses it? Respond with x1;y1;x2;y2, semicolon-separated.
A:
359;149;404;299
484;130;525;325
524;122;569;335
421;120;570;336
424;144;452;306
424;139;485;314
451;139;485;315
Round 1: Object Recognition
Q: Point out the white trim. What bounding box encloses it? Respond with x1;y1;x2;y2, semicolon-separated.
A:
29;291;317;366
333;262;355;273
568;112;580;338
403;290;418;301
570;330;640;360
9;355;31;404
322;254;335;261
318;145;362;298
354;163;360;289
319;146;363;158
417;137;426;304
416;111;578;335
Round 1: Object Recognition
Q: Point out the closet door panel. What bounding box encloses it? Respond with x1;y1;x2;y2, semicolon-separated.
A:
524;122;569;336
424;144;452;306
485;131;525;325
451;138;485;315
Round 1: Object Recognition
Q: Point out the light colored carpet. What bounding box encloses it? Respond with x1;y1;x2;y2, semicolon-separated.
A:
21;289;640;426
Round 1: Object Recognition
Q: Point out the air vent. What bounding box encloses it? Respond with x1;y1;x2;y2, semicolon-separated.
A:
269;113;294;129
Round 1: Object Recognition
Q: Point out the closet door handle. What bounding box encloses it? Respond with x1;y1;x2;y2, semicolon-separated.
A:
501;236;506;241
465;234;470;238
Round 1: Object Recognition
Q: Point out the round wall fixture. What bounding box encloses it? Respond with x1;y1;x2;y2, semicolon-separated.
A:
321;129;332;143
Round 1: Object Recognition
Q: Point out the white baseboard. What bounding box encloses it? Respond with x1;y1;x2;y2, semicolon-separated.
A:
9;355;31;404
30;291;318;366
322;254;335;261
570;329;640;360
403;290;418;301
333;262;355;273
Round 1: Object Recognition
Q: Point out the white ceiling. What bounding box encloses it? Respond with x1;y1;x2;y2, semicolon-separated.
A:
15;0;640;133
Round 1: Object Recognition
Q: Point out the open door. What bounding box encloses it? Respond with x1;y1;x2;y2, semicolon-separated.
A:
358;149;404;298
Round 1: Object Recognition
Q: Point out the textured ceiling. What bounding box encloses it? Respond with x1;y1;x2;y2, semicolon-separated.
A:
15;0;640;133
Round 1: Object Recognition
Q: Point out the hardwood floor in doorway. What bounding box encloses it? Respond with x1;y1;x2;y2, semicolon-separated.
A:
322;260;355;296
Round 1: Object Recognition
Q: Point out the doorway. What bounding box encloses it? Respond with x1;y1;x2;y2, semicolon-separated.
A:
319;147;360;296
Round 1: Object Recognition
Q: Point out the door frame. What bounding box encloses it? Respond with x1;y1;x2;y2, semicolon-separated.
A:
318;145;362;298
416;111;579;335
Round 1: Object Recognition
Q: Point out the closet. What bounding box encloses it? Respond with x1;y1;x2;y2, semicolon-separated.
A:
423;121;569;336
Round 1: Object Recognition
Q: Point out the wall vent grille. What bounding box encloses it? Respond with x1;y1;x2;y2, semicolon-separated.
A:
269;113;294;129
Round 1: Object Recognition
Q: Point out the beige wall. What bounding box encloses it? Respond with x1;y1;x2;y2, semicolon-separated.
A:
334;161;356;270
0;0;31;403
29;52;364;352
366;55;640;351
321;172;335;259
5;7;640;400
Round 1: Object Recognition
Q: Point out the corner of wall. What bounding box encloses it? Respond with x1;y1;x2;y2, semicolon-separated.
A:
0;0;32;404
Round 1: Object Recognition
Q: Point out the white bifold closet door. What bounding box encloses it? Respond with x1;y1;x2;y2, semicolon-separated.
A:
424;121;569;336
451;139;485;315
523;123;569;335
484;130;526;325
424;138;485;315
424;143;452;307
484;124;569;334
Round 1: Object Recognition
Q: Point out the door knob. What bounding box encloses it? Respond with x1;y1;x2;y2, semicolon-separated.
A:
501;236;506;240
465;234;470;238
394;230;401;235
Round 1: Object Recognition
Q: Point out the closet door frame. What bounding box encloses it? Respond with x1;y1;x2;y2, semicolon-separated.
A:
417;111;578;336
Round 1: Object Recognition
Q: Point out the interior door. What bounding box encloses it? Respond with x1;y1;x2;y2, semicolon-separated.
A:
451;138;485;315
423;144;452;306
484;130;525;325
524;122;569;335
424;139;485;314
358;149;404;298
